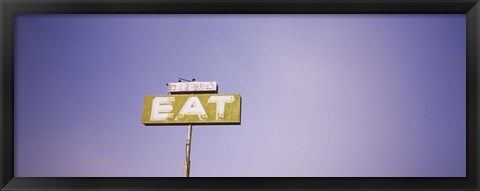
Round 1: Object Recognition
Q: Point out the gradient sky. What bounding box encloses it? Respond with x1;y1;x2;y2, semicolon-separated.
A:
14;14;466;177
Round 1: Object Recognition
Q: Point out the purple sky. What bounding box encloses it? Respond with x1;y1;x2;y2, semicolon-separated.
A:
14;14;466;177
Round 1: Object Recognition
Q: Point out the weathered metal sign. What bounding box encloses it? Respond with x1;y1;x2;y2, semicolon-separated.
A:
142;94;241;125
167;81;217;93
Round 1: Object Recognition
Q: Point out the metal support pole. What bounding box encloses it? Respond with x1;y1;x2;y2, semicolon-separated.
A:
183;124;193;177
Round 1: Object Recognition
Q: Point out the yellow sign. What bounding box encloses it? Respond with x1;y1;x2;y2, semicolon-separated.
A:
142;94;241;125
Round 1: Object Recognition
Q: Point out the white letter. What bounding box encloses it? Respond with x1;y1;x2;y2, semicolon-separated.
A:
150;97;175;121
176;97;208;120
208;95;234;120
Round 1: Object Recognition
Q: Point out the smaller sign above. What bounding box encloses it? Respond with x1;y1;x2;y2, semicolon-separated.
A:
167;81;218;94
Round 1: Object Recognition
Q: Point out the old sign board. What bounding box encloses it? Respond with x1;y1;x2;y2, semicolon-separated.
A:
142;94;241;125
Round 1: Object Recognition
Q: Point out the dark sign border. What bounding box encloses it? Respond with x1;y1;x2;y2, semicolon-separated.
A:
1;0;478;190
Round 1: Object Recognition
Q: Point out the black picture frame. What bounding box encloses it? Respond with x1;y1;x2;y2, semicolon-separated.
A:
1;0;478;190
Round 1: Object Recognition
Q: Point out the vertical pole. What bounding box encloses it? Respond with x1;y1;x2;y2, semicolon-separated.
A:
183;124;193;177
